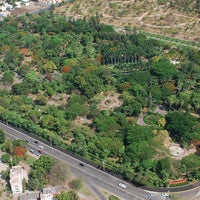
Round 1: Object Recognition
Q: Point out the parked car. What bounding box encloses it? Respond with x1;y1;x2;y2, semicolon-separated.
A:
118;183;126;189
34;140;38;144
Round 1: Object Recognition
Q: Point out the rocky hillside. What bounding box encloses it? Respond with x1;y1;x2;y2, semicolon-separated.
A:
54;0;200;43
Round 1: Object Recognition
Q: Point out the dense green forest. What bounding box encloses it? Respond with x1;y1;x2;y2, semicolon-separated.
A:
0;11;200;187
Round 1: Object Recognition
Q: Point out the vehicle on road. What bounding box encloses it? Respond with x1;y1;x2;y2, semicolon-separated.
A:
39;145;44;149
35;152;41;157
38;150;42;154
161;193;169;197
118;183;126;189
34;140;38;144
79;163;85;167
30;149;35;154
147;193;155;197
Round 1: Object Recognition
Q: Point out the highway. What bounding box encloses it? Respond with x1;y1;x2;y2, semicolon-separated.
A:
1;121;200;200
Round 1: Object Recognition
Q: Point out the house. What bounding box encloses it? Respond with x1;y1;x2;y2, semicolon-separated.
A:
10;165;27;194
40;185;62;200
18;191;40;200
18;185;62;200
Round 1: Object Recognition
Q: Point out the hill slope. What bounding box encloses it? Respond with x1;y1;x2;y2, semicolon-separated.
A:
54;0;200;43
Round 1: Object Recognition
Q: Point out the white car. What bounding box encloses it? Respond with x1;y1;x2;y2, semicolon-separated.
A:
118;183;127;189
30;149;35;154
38;145;44;149
147;193;154;197
161;193;169;197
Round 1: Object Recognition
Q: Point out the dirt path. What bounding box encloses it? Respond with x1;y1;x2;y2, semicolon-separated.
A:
137;113;148;126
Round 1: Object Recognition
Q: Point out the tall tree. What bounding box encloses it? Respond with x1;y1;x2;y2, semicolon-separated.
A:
0;129;5;144
55;190;79;200
165;112;197;142
150;57;177;82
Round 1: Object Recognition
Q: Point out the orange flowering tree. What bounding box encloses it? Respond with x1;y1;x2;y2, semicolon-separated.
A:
14;146;26;158
61;66;71;73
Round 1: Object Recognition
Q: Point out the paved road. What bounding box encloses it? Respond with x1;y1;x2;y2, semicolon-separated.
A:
145;35;200;49
113;27;200;50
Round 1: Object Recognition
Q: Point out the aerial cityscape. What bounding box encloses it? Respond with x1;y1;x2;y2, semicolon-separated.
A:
0;0;200;200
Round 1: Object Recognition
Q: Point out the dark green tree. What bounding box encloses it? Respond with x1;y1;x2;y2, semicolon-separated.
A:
55;190;79;200
0;129;5;144
150;57;177;82
1;71;14;85
1;153;11;163
165;112;197;142
196;0;200;14
181;154;200;172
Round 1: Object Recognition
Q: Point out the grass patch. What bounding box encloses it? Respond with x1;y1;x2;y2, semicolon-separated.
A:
24;154;36;166
109;195;120;200
143;113;161;126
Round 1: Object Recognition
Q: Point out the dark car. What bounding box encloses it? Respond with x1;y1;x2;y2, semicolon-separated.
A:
34;140;38;144
38;150;42;154
79;163;85;167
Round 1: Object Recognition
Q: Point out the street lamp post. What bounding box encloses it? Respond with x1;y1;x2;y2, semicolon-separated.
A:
50;137;52;146
102;160;105;171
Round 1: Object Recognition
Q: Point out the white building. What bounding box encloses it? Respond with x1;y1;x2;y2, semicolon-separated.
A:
10;166;26;194
5;3;13;10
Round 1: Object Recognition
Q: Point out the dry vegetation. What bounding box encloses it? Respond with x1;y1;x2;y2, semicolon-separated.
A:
54;0;200;42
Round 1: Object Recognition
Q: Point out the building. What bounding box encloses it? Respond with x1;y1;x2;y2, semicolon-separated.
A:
18;191;40;200
40;185;62;200
10;165;27;194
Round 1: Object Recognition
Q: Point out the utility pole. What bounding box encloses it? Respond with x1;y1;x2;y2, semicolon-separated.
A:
50;137;52;146
102;160;105;171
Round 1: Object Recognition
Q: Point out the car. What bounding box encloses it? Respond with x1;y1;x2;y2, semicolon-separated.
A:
38;145;44;149
30;149;35;154
118;183;126;189
38;150;42;154
161;193;169;197
147;193;155;197
79;163;85;167
34;140;38;144
35;152;41;157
